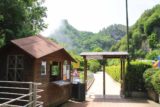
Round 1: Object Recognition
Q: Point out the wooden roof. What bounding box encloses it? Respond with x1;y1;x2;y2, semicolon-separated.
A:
80;52;128;59
11;35;64;58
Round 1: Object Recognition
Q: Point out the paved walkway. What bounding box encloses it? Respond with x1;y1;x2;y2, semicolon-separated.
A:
61;72;160;107
86;71;120;97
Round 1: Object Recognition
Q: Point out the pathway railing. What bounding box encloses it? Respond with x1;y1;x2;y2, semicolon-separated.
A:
0;81;43;107
87;73;95;90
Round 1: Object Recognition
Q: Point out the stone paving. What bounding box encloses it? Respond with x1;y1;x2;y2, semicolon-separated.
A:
61;72;160;107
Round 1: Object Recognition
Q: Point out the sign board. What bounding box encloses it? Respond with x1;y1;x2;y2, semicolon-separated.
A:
86;55;103;60
72;61;80;68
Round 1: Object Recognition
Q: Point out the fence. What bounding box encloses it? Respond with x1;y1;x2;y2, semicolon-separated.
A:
0;81;43;107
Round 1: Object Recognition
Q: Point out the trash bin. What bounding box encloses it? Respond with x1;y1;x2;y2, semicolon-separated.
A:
72;83;85;101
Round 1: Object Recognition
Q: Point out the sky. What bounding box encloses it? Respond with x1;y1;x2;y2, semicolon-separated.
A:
41;0;160;37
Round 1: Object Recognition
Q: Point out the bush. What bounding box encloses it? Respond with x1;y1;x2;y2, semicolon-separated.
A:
151;70;160;94
88;60;100;73
143;68;160;94
106;65;120;82
125;61;152;92
107;59;120;66
143;68;157;90
77;67;84;71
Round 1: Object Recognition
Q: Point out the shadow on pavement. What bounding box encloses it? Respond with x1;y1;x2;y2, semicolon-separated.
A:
60;95;151;107
90;95;149;103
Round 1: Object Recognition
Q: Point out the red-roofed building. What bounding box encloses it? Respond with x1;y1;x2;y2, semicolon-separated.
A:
0;35;75;106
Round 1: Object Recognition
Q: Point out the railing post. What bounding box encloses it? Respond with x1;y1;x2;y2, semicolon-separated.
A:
33;83;37;107
29;83;33;107
0;81;42;107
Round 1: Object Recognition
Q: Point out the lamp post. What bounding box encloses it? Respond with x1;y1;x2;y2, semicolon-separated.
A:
125;0;129;53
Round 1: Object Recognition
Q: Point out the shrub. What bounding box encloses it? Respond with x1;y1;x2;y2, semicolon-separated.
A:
125;61;152;92
151;70;160;94
107;59;120;66
106;65;120;82
88;60;100;73
143;68;157;90
77;67;84;71
143;68;160;94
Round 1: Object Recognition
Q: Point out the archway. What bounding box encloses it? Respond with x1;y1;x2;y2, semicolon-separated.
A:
80;52;128;97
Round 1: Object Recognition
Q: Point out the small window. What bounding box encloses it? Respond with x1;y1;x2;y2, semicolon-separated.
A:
66;65;70;79
63;62;70;80
51;66;59;76
51;62;60;76
41;61;46;75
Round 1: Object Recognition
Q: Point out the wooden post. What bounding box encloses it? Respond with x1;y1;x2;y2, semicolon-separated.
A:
29;83;33;107
122;59;126;97
69;62;71;81
33;83;37;107
120;58;123;80
61;62;64;80
120;58;125;98
103;59;106;97
84;57;87;90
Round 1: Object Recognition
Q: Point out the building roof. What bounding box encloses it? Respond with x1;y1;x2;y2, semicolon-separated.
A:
11;35;64;58
80;52;128;59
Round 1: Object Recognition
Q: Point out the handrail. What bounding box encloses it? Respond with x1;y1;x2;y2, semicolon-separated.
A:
0;86;29;90
0;81;43;107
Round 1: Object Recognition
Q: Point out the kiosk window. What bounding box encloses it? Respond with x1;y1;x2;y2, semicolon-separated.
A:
51;62;60;76
41;61;46;75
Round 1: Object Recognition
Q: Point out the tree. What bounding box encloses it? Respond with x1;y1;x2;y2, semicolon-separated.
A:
0;0;47;45
148;33;158;49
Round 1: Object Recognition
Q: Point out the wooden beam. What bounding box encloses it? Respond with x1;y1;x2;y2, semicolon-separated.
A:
120;58;126;98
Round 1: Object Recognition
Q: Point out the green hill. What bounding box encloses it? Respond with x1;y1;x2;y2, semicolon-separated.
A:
99;24;126;41
49;20;126;53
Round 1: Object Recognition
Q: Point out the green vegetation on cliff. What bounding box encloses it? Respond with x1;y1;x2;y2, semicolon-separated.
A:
111;5;160;59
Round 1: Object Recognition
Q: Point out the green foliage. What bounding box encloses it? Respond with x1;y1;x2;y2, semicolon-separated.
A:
143;68;160;94
110;35;127;51
88;60;100;73
143;68;157;90
145;50;160;60
92;47;103;52
144;7;160;35
111;4;160;59
99;24;126;40
107;59;120;66
125;61;152;92
0;0;47;45
152;70;160;94
148;33;158;49
106;65;120;82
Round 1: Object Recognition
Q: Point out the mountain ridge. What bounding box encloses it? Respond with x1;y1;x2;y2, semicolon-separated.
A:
49;20;126;53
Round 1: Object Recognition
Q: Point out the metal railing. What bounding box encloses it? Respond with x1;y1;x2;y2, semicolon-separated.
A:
0;81;43;107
